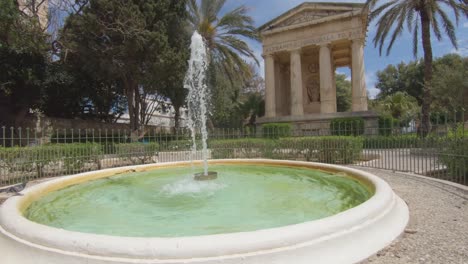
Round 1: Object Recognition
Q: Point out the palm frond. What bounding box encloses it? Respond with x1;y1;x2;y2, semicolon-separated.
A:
436;6;458;48
412;16;419;57
187;0;200;28
367;0;465;56
189;0;260;84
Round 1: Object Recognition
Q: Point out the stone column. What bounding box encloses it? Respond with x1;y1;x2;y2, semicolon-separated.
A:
264;54;276;117
290;48;304;116
319;44;336;113
351;39;368;111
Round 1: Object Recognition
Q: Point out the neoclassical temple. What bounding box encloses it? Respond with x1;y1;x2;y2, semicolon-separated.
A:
258;2;375;127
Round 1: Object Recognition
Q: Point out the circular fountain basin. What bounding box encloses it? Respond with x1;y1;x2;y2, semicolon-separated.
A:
0;159;408;264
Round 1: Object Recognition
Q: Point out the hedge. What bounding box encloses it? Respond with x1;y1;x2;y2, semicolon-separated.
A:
261;123;292;138
210;136;363;164
330;117;365;136
209;138;275;159
363;135;420;149
159;140;203;151
378;115;398;136
114;142;159;164
439;137;468;181
0;143;102;177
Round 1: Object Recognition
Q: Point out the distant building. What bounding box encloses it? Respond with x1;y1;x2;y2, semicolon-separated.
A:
117;100;188;129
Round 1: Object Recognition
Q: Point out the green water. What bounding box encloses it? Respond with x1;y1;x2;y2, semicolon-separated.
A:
24;164;372;237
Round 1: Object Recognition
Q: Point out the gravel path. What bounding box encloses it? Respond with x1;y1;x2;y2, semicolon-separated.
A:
1;167;467;263
353;167;468;264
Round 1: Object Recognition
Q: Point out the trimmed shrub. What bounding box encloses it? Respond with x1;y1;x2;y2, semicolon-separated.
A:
330;117;365;136
439;134;468;181
262;123;292;138
159;140;202;151
57;143;103;172
363;135;420;149
378;115;398;136
210;136;363;164
0;143;102;178
210;138;275;159
278;137;363;163
114;142;159;165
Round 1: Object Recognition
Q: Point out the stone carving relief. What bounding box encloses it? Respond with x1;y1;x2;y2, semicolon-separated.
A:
308;63;319;74
306;76;320;103
278;10;342;27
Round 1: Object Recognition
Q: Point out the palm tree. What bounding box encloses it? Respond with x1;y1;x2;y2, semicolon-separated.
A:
187;0;259;82
364;0;467;136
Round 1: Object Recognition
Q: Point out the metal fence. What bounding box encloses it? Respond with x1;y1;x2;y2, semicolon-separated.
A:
0;120;467;187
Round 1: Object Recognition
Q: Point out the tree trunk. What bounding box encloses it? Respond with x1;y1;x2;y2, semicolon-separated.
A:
420;8;433;137
173;104;181;133
124;78;140;141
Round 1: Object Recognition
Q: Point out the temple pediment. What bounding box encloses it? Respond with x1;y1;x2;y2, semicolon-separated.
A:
259;2;367;34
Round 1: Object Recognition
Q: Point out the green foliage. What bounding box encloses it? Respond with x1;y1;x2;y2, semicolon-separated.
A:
440;135;468;180
210;138;275;159
277;137;363;163
114;142;159;165
61;0;189;132
0;0;49;125
336;74;352;112
187;0;260;83
57;143;103;171
363;135;419;149
432;54;468;113
375;61;424;104
374;54;467;116
209;136;363;164
261;123;292;138
366;0;466;136
0;143;102;178
330;118;365;136
378;115;398;136
371;92;420;126
159;139;203;151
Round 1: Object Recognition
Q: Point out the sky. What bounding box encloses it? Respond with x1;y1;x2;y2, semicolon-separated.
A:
220;0;468;98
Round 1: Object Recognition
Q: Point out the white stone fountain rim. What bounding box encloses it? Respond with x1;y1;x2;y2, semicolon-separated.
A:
0;159;403;262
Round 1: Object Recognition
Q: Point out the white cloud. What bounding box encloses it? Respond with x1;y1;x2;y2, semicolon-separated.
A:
365;71;379;99
367;87;380;99
464;22;468;28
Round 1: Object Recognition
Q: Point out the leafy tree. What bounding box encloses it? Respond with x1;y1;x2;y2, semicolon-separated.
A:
372;92;420;126
432;54;467;114
210;64;265;128
0;0;48;126
375;61;424;104
187;0;260;81
365;0;468;136
60;0;188;136
40;60;126;122
373;54;467;118
336;74;352;112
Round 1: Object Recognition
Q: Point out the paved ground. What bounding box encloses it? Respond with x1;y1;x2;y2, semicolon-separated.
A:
354;167;468;264
1;167;467;264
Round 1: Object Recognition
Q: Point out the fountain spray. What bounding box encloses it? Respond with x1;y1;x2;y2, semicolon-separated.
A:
184;31;216;180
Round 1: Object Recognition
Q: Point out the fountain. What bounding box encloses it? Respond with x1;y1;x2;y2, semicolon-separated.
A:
0;32;409;264
184;31;216;181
